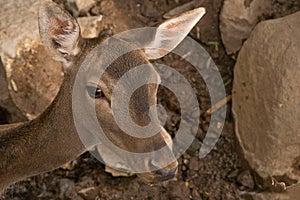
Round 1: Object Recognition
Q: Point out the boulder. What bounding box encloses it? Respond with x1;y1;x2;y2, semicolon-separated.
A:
0;0;42;58
220;0;272;54
0;1;105;122
0;0;63;122
232;10;300;185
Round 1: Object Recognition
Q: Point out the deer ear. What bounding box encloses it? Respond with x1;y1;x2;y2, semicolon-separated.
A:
145;7;206;60
38;1;81;68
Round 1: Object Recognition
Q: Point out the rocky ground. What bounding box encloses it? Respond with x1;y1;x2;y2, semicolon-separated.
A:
0;0;299;199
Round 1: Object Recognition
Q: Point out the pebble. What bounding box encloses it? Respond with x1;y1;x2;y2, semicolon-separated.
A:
237;170;255;189
77;16;103;38
140;0;160;18
75;0;95;12
78;186;99;200
189;156;201;171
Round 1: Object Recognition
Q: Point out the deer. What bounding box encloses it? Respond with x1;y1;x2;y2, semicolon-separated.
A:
0;1;205;194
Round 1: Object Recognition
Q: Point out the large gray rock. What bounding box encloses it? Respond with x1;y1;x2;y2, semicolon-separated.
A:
232;10;300;186
220;0;272;54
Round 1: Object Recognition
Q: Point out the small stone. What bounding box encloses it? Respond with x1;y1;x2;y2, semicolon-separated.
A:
226;169;239;181
91;6;101;15
77;16;103;38
78;187;99;200
76;177;95;188
59;179;75;199
166;182;190;199
183;159;189;165
140;0;160;18
237;170;255;189
189;156;201;171
60;160;76;170
220;0;272;54
163;0;202;19
186;139;201;156
191;189;202;199
196;128;205;139
105;166;133;177
75;0;95;12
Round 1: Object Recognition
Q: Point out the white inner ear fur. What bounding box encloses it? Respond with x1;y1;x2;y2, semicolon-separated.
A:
145;7;206;60
50;17;80;57
38;2;81;69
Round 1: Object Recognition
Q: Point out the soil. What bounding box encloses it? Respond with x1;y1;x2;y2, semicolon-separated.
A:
1;0;299;199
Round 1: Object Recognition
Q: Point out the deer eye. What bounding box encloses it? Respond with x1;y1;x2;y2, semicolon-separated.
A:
86;85;105;99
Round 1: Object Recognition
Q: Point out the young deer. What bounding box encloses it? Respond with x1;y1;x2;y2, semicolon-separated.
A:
0;1;205;194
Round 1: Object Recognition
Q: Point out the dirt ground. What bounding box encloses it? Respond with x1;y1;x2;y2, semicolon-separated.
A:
1;0;300;199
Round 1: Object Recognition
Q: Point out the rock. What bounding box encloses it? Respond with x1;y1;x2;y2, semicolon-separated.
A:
78;187;99;200
74;0;95;12
104;166;133;177
140;0;160;18
237;170;255;189
2;40;63;121
76;177;95;188
0;59;27;122
91;6;102;15
0;0;63;121
251;183;300;200
189;156;201;171
186;138;201;155
0;1;106;121
65;0;80;17
166;181;190;200
220;0;272;54
163;0;202;19
191;188;202;199
61;160;77;171
59;179;78;199
226;169;239;181
59;178;74;191
0;0;43;58
77;16;103;38
232;11;300;184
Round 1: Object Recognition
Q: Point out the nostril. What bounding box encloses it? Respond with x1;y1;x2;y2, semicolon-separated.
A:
156;166;178;178
149;160;178;180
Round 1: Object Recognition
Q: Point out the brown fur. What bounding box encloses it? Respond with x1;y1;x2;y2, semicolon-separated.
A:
0;2;178;194
0;1;206;193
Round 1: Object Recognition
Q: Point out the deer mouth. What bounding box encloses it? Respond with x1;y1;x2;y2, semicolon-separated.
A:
137;160;178;183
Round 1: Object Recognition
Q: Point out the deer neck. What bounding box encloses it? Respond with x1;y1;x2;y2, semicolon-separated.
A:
0;59;85;193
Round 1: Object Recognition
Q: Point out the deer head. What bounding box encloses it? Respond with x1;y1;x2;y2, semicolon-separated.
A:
0;1;205;193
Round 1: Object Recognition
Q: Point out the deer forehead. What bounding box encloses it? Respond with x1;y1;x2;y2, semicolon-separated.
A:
82;46;160;85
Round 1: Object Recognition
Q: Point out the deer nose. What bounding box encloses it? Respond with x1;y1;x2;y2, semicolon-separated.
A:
155;165;178;180
150;159;178;181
